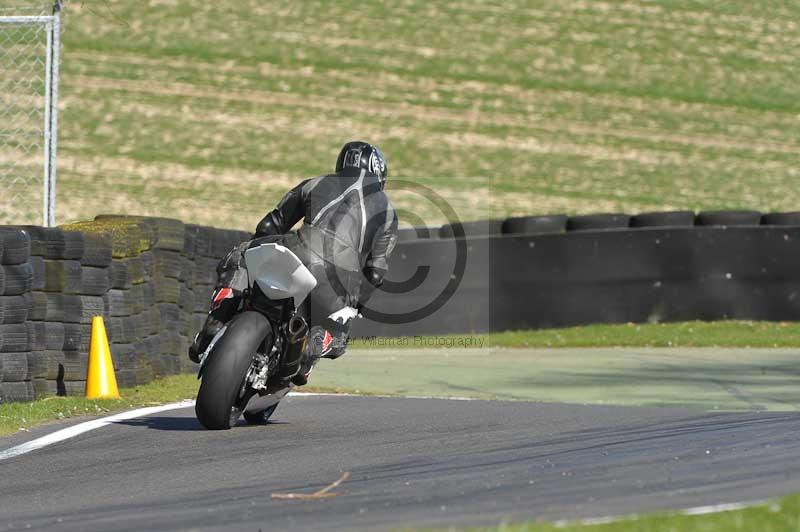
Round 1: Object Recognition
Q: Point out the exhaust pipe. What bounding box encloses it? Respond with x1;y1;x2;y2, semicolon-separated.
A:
288;315;309;343
279;315;309;379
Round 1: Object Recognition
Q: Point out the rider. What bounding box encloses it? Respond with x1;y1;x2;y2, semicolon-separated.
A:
189;141;398;385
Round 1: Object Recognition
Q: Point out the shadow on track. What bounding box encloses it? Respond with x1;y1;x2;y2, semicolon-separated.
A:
114;416;290;431
114;416;205;431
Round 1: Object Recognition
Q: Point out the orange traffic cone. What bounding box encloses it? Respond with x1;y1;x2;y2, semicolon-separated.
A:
85;316;120;399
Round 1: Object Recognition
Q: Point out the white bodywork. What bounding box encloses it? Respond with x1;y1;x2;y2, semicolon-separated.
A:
244;243;317;308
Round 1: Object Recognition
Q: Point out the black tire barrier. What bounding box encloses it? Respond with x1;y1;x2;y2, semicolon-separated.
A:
439;220;504;239
179;283;195;311
1;353;29;381
21;226;66;259
80;266;110;296
153;249;183;279
0;294;32;324
95;215;184;252
185;224;215;257
180;257;193;284
183;226;200;257
153;354;182;377
211;229;245;258
32;378;62;399
77;296;105;324
62;323;82;351
104;289;132;317
395;227;437;242
28;256;45;290
146;218;185;251
140;251;155;278
61;232;85;260
142;335;160;360
61;350;87;381
106;317;125;344
44;293;66;322
69;218;154;258
26;321;46;351
0;324;29;352
159;331;185;356
502;215;568;235
128;285;145;314
566;213;631;231
110;343;137;368
352;225;800;336
157;303;181;324
146;307;160;335
29;292;47;321
761;211;800;226
191;312;206;336
43;260;82;294
696;210;762;226
0;216;243;403
2;263;33;296
1;381;34;403
44;322;65;351
154;277;180;304
60;380;86;397
45;294;83;323
141;283;155;307
123;313;148;344
110;259;135;289
77;324;94;355
193;258;218;285
193;284;213;312
78;232;113;267
27;351;64;380
630;210;696;228
0;228;31;265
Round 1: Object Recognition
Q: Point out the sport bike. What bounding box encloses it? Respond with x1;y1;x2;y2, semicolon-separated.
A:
194;242;317;430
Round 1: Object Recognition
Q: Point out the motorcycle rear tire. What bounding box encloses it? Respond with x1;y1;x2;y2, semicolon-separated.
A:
195;311;272;430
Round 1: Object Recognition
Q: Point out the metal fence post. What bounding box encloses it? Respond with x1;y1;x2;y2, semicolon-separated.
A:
0;1;63;227
44;0;61;227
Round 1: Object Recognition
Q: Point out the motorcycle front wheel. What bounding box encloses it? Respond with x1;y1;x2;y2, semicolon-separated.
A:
195;311;272;430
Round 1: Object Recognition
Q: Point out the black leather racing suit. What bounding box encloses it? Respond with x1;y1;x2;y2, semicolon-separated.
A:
254;167;398;321
190;168;398;381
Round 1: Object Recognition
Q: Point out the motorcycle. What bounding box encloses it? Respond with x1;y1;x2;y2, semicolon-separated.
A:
194;242;318;430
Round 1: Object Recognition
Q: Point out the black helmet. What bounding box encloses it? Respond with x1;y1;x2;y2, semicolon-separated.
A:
335;141;388;185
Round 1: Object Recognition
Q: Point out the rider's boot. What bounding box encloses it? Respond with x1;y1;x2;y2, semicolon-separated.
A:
291;326;348;385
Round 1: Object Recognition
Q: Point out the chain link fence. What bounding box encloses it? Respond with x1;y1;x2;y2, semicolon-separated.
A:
0;1;61;226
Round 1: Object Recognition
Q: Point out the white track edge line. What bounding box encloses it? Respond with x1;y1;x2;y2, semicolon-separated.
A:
0;400;195;461
289;392;478;401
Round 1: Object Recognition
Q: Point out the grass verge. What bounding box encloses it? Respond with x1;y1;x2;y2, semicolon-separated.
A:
440;494;796;532
0;374;198;438
348;320;800;349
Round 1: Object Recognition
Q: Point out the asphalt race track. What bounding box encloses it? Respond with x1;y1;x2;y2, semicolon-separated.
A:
1;395;800;531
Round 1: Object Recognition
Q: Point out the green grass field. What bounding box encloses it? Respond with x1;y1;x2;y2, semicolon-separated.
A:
48;0;800;229
439;493;800;531
348;320;800;349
